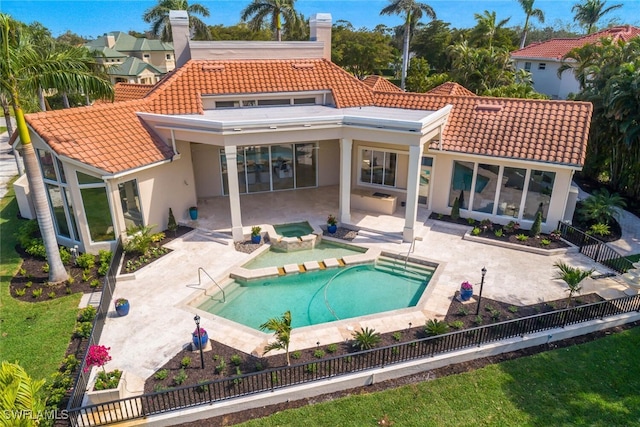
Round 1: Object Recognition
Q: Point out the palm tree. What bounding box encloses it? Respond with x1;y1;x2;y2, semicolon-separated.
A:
554;262;594;307
259;310;292;366
572;0;622;34
0;361;46;423
380;0;436;90
241;0;300;42
517;0;545;48
1;15;113;283
472;10;511;49
143;0;211;42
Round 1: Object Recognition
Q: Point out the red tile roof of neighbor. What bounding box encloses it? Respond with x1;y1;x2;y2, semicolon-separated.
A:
425;82;476;97
512;25;640;60
25;58;593;174
362;76;403;93
113;83;156;102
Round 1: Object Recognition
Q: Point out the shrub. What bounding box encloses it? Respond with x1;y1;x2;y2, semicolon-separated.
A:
352;327;381;351
24;281;32;288
25;240;46;259
32;288;43;298
230;354;242;366
48;291;56;299
540;239;551;246
94;369;122;390
457;306;469;316
74;322;93;338
90;279;101;288
78;304;97;323
450;197;460;220
124;225;158;255
215;358;226;374
291;351;302;359
76;253;95;270
98;250;113;265
173;369;187;385
471;227;481;236
17;220;40;250
494;228;504;237
449;320;464;329
516;233;529;241
42;263;49;273
480;219;493;232
392;331;403;341
167;208;178;233
14;288;26;296
255;362;264;371
587;223;611;237
473;315;483;326
550;229;562;240
578;188;626;225
59;247;72;265
313;349;325;359
504;221;520;233
154;369;168;380
305;363;318;374
326;343;338;353
425;319;449;336
180;357;191;368
467;217;476;225
530;211;542;237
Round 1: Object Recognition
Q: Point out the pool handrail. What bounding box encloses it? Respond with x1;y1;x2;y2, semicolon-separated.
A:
197;267;226;303
322;264;370;321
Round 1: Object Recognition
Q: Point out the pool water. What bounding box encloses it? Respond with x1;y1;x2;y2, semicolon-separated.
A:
198;263;434;330
243;241;366;269
274;221;313;237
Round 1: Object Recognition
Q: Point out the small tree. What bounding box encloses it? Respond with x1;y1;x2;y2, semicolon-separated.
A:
530;210;542;237
84;345;112;373
578;188;626;225
0;361;46;425
553;262;594;308
451;197;460;220
167;208;178;234
260;311;292;366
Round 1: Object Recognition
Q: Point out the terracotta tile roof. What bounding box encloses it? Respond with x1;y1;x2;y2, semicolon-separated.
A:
25;58;592;174
425;82;476;97
113;83;156;102
145;59;374;114
512;25;640;60
362;75;403;92
374;92;592;166
27;101;174;174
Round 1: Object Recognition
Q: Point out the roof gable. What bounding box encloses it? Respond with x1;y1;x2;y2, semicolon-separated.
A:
425;82;476;97
362;76;403;92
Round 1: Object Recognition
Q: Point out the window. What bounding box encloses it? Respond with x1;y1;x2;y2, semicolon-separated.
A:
524;62;532;72
257;99;291;106
360;149;397;187
166;54;171;60
523;170;555;221
143;54;150;59
448;161;474;209
538;63;546;70
77;172;115;242
118;180;143;229
472;164;499;213
497;167;526;218
215;101;239;109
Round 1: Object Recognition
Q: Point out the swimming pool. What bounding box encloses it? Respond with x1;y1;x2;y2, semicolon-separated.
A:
197;261;435;330
243;240;366;269
274;221;313;237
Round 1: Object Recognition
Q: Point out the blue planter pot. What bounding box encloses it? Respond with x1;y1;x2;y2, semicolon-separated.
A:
251;234;261;244
192;331;208;349
115;301;130;316
327;224;337;234
189;207;198;220
460;288;473;301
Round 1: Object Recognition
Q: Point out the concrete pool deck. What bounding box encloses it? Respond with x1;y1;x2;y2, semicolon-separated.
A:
95;186;631;397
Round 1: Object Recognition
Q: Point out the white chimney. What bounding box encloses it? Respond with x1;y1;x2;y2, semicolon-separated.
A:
105;34;116;48
170;10;191;68
309;13;332;61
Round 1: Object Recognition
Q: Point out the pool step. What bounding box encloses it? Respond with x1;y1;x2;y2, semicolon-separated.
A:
376;256;434;281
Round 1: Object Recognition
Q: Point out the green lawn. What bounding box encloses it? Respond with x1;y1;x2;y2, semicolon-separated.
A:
627;254;640;263
0;182;81;380
0;126;7;134
239;328;640;427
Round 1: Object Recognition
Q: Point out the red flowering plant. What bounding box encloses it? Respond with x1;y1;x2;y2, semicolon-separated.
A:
192;327;207;338
85;345;122;390
460;281;473;291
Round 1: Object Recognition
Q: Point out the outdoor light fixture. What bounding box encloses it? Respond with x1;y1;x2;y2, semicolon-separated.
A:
475;267;487;316
194;314;205;369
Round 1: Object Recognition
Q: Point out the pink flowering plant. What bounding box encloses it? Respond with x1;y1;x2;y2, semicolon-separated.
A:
460;281;473;291
327;214;337;226
192;327;207;337
84;345;112;373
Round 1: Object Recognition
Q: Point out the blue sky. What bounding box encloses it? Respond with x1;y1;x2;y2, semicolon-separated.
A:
2;0;639;39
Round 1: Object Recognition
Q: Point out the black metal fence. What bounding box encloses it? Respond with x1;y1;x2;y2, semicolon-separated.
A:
67;293;640;426
557;221;634;274
66;240;124;411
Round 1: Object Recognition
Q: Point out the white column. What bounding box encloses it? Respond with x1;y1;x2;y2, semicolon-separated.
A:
225;146;244;241
338;138;352;224
403;144;424;242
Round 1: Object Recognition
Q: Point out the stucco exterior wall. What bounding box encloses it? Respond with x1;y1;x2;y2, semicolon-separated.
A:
318;140;340;186
514;59;581;100
191;143;223;198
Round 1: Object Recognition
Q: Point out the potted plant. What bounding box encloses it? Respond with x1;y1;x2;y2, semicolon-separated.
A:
188;206;198;220
192;327;208;350
251;226;262;244
84;345;125;405
114;298;130;316
459;281;473;301
327;214;338;234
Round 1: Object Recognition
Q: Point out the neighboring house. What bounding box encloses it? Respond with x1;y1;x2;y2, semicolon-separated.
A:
511;25;640;99
85;31;175;84
17;11;592;255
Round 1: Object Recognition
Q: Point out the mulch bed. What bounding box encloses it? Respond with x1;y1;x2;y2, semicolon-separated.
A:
428;213;570;250
143;292;605;395
120;225;193;274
